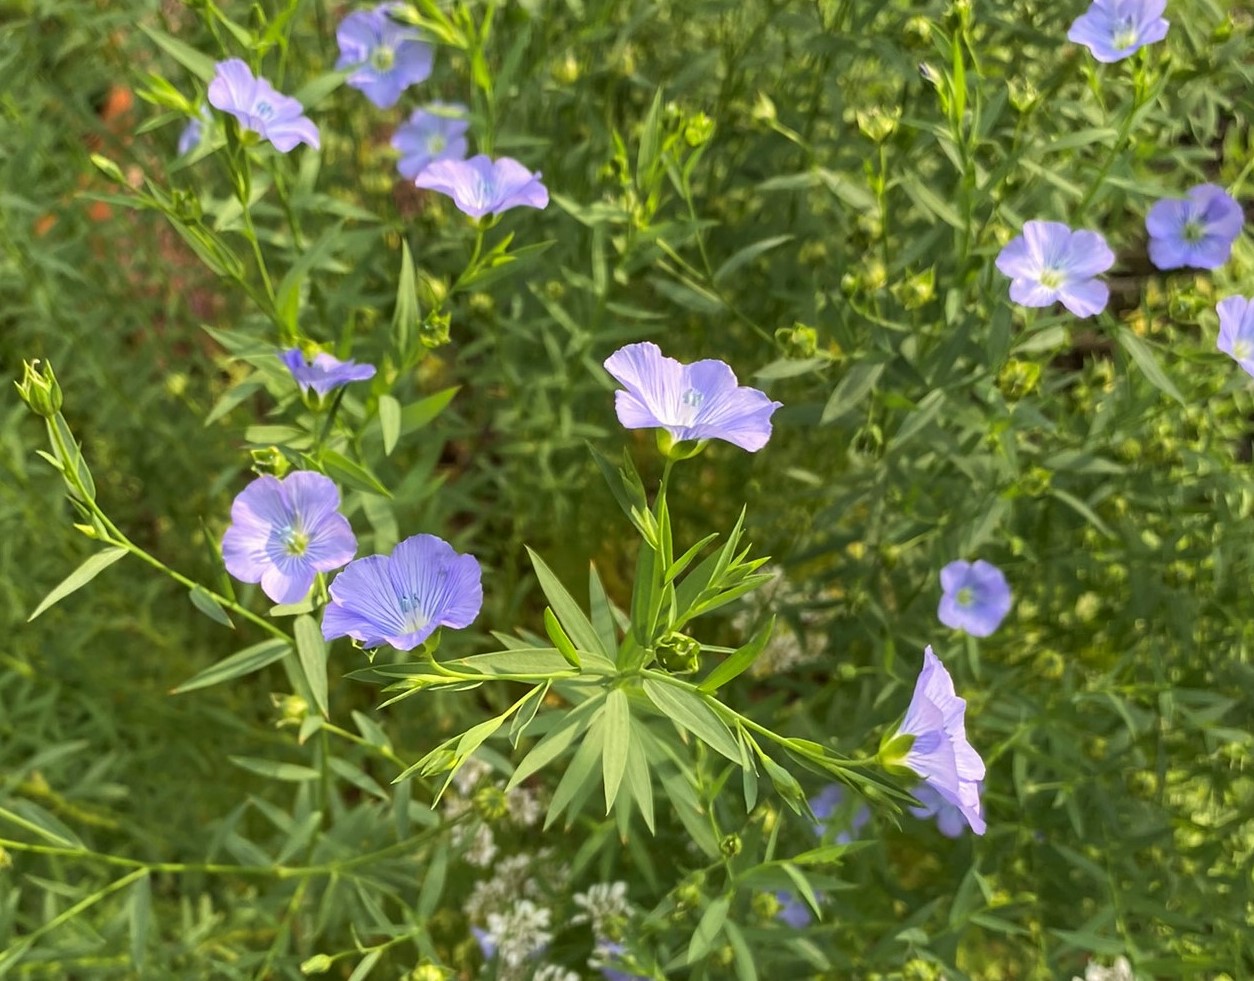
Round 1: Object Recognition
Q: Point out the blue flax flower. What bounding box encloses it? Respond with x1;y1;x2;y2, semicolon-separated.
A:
413;154;549;218
322;533;482;650
809;784;870;844
889;646;986;835
178;106;212;156
222;472;357;604
995;220;1114;318
775;891;814;929
208;59;319;152
281;348;376;399
910;782;973;838
392;103;469;180
336;4;433;109
1067;0;1169;62
938;559;1012;637
1146;184;1244;270
1217;296;1254;378
603;342;782;452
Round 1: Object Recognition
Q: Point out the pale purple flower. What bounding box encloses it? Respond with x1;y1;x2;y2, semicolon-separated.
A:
1217;296;1254;378
413;154;549;218
603;342;782;452
392;103;469;180
322;534;482;650
222;472;357;604
809;784;870;844
281;349;376;399
938;559;1012;638
995;221;1115;318
909;782;972;838
893;646;986;835
1067;0;1169;62
775;891;813;929
336;4;434;109
207;59;319;152
1146;184;1244;271
178;106;211;156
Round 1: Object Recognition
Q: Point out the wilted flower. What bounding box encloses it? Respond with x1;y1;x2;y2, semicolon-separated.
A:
603;342;782;452
1146;184;1244;270
884;646;986;835
1217;296;1254;377
1067;0;1169;62
909;782;971;838
995;220;1115;318
207;59;319;152
280;348;377;399
938;559;1012;637
321;533;482;650
413;154;549;218
336;4;433;109
222;472;357;604
392;103;469;179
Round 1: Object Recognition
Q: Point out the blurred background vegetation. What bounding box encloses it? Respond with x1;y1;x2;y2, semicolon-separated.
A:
2;0;1252;977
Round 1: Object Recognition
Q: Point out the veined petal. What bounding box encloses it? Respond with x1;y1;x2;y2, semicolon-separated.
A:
1058;278;1110;318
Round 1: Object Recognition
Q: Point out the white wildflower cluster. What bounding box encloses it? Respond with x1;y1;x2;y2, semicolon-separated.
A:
506;784;545;826
483;898;552;969
532;965;579;981
464;853;542;923
571;880;634;939
729;567;827;678
462;823;498;868
1073;956;1135;981
452;756;494;796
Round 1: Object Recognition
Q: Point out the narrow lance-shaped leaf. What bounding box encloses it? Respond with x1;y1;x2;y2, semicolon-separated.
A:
28;547;127;621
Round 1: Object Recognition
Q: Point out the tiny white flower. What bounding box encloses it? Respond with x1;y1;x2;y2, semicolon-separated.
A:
464;823;498;868
484;899;552;968
453;756;493;796
532;966;579;981
507;785;545;827
571;880;634;938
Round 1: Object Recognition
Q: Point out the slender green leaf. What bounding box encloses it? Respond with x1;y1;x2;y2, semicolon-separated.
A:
378;394;402;455
294;615;330;718
687;895;731;964
642;679;741;762
172;639;290;694
28;547;127;621
1116;326;1185;405
602;689;632;812
189;586;234;628
526;547;606;656
699;615;775;693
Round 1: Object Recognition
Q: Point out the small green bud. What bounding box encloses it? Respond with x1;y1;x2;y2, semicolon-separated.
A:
250;446;291;478
751;890;782;920
684;112;715;147
420;311;452;348
719;833;742;858
674;878;703;911
997;359;1041;401
15;360;63;418
300;954;333;975
751;92;777;124
855;107;901;143
894;266;935;310
656;631;701;673
473;785;509;822
1033;650;1065;680
1008;78;1039;113
271;693;309;728
404;965;451;981
775;323;819;359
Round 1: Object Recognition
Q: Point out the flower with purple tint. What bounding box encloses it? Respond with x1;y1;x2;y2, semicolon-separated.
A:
603;342;782;453
885;646;986;835
178;106;212;156
392;103;469;180
413;154;549;218
207;60;319;152
1217;296;1254;378
222;472;357;604
910;782;973;838
336;4;434;109
1146;184;1244;271
809;784;870;844
938;559;1012;638
593;940;649;981
775;891;814;929
280;348;377;400
995;220;1115;318
1067;0;1169;62
322;534;482;650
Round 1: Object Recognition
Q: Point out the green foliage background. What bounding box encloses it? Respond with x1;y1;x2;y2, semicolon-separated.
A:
1;0;1252;978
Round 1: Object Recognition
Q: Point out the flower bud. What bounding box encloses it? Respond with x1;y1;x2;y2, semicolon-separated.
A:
855;107;900;144
300;954;333;975
719;833;742;858
656;631;701;673
420;311;452;348
473;784;509;822
15;360;62;418
684;112;715;147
